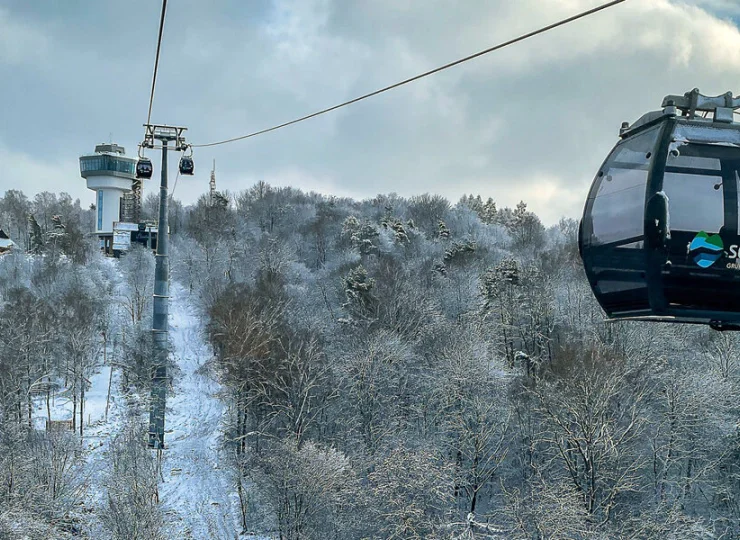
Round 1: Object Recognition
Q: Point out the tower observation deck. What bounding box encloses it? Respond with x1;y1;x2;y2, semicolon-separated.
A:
80;143;156;254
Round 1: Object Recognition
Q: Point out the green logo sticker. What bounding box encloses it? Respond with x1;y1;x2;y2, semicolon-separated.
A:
689;231;723;268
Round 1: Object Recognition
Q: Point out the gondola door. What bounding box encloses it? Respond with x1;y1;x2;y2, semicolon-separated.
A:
657;143;740;319
581;125;663;317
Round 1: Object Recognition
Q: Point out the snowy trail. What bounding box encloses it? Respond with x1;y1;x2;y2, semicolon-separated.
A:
158;282;242;539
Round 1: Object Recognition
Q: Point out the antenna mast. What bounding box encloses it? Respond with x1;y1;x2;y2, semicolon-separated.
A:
209;159;216;205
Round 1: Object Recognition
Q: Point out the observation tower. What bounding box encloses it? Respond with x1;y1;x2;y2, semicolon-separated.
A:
79;143;156;254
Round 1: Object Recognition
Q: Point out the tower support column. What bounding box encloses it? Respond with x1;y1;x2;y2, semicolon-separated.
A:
143;124;187;450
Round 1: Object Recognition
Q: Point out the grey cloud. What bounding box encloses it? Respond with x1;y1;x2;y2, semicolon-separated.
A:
1;0;739;226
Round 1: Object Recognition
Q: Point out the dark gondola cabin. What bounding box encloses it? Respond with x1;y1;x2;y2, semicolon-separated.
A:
179;155;194;175
579;89;740;330
136;157;153;179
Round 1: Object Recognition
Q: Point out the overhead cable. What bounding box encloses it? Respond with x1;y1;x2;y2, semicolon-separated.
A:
146;0;168;127
191;0;629;148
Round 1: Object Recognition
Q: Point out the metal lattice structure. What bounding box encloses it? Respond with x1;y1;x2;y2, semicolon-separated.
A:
120;181;142;223
209;159;216;205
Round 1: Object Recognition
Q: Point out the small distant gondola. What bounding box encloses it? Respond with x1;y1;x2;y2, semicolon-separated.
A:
179;155;194;175
136;157;154;179
579;89;740;330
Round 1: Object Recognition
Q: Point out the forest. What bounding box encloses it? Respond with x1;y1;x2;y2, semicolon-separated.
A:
1;184;739;539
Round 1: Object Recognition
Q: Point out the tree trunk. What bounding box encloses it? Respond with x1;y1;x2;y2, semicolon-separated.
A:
237;474;249;532
72;385;77;432
46;380;51;425
80;376;85;438
26;363;33;428
105;336;112;422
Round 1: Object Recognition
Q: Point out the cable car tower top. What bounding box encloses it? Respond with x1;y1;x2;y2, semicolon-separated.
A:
141;124;189;151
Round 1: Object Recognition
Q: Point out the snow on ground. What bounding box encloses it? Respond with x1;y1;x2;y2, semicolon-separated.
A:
32;365;115;431
75;367;129;534
30;257;270;538
32;361;128;522
158;281;245;539
30;256;130;535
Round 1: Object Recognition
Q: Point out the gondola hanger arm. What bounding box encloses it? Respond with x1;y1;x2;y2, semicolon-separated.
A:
662;89;740;118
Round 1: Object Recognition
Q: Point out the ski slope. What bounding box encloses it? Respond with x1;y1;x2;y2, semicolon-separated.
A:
158;281;244;538
30;265;267;538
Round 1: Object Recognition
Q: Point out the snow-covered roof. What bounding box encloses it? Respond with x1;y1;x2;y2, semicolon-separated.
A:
0;237;16;250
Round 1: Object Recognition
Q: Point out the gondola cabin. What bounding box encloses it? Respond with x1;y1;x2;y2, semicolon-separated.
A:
136;157;153;179
179;155;194;175
579;89;740;330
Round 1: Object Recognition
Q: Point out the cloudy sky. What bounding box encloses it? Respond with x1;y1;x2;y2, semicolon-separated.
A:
1;0;739;224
